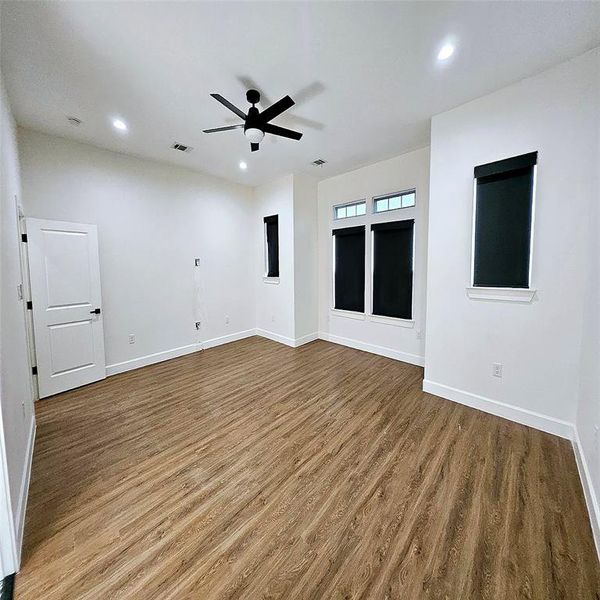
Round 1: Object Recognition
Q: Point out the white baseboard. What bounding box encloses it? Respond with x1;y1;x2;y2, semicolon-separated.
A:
422;379;574;440
15;416;35;565
293;332;319;347
255;329;319;348
106;342;200;376
255;328;296;348
572;431;600;559
106;329;256;376
202;329;256;350
319;332;425;367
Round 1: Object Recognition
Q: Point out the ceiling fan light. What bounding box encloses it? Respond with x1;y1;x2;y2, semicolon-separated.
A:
244;128;264;143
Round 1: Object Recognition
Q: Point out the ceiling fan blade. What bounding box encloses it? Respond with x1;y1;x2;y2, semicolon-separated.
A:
210;94;247;119
259;95;295;123
202;124;244;133
263;123;303;140
251;143;260;152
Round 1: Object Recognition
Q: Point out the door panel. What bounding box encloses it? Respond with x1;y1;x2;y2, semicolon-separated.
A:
27;219;106;398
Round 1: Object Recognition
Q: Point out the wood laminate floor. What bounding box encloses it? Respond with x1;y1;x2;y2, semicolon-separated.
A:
15;337;600;599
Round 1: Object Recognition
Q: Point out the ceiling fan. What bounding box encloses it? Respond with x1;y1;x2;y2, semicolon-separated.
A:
203;89;303;152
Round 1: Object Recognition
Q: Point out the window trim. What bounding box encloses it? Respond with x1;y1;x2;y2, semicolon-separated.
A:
329;192;418;323
263;214;279;280
372;189;416;214
333;199;367;221
369;218;416;321
469;161;538;296
331;225;367;315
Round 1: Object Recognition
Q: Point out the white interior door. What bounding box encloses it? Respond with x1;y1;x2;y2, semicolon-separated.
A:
27;218;106;398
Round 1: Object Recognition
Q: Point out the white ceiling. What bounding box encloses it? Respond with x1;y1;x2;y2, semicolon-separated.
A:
1;1;599;186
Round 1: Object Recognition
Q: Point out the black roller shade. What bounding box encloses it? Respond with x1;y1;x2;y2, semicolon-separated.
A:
372;220;414;319
473;157;536;288
333;226;365;312
264;215;279;277
474;152;537;179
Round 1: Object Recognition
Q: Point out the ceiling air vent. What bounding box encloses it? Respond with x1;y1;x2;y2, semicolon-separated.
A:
171;142;193;153
66;116;82;126
311;158;327;167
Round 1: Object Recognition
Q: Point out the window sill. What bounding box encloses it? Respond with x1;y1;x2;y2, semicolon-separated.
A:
263;277;280;285
368;314;415;328
330;309;365;321
466;286;536;303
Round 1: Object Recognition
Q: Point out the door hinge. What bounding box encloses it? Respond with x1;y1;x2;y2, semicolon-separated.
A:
26;300;33;310
32;366;38;375
21;233;28;242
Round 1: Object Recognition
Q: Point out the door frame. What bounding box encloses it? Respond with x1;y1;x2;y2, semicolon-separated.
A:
17;206;39;401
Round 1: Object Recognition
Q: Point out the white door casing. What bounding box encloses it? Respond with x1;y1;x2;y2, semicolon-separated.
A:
26;219;106;398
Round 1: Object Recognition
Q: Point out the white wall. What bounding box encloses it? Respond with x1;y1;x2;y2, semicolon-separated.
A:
253;174;296;344
18;128;256;372
0;73;35;575
575;90;600;551
293;174;319;341
425;49;599;437
317;147;430;365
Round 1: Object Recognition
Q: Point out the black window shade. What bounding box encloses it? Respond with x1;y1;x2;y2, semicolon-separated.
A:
372;220;414;319
473;152;536;288
333;226;365;312
264;215;279;278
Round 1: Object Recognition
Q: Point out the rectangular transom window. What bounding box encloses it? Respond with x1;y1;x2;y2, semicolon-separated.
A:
264;214;279;278
472;152;537;288
334;200;366;220
373;190;415;213
371;220;414;319
332;226;365;312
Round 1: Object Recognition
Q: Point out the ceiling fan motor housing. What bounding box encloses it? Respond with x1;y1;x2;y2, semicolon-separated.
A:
244;105;265;143
246;89;261;105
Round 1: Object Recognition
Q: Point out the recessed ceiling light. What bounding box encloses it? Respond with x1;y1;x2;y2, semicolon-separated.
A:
239;161;248;170
112;118;128;132
437;43;455;61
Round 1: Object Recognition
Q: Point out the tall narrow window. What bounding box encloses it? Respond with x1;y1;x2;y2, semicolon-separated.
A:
332;226;365;312
371;220;414;319
264;215;279;278
473;152;537;288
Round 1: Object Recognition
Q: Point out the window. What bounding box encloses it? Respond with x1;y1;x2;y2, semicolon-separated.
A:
332;226;365;312
371;220;414;319
334;200;366;220
264;215;279;278
373;190;415;213
472;152;537;288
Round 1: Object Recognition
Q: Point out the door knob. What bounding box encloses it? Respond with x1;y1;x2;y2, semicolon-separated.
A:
90;308;101;314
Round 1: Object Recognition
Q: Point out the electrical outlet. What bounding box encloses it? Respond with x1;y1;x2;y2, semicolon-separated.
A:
492;363;503;378
194;258;200;267
195;321;201;330
225;316;230;325
128;334;135;344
